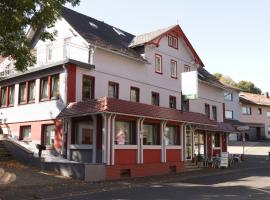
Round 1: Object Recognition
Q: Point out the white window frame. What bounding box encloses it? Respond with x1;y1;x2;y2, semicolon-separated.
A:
170;60;177;78
155;54;162;73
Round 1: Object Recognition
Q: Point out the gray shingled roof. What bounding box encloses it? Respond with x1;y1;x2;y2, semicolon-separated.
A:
197;67;227;89
61;7;146;62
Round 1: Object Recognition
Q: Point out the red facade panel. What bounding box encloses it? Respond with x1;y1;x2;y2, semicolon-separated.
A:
143;149;161;164
166;149;181;162
115;149;137;165
67;64;76;103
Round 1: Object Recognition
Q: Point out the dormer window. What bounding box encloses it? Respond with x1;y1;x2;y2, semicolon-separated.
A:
168;35;178;49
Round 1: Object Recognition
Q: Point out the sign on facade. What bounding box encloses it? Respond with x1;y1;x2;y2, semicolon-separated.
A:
181;71;198;100
220;152;229;168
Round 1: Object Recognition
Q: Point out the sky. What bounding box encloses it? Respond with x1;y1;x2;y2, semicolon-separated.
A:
67;0;270;92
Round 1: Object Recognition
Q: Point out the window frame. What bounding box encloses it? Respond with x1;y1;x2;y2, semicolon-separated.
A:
82;75;95;100
168;34;178;49
155;54;163;74
50;74;60;100
115;120;136;145
27;80;36;103
242;106;252;115
0;86;7;108
19;82;27;105
184;65;191;72
108;81;119;99
7;85;15;107
143;123;160;145
165;125;180;146
267;112;270;118
205;104;210;118
224;92;233;101
151;92;160;106
170;59;178;78
225;110;234;119
130;86;140;102
20;126;31;141
40;77;49;101
212;105;217;121
169;95;176;109
213;133;221;148
42;124;55;147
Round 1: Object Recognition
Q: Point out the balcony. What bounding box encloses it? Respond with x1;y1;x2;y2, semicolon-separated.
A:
0;41;90;78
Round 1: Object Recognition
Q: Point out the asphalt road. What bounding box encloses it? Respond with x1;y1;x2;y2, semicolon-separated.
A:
51;156;270;200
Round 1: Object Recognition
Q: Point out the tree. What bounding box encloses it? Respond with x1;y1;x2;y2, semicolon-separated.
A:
0;0;80;71
213;73;237;87
237;80;262;94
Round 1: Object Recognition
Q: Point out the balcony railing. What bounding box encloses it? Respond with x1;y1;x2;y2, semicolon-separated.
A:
0;41;90;78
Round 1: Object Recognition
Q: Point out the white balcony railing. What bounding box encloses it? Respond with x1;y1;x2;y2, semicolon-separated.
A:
0;41;90;78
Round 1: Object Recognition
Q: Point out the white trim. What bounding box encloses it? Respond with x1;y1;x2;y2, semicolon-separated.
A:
102;114;107;163
111;115;116;165
140;118;144;164
92;115;97;164
114;145;137;150
70;144;93;149
136;119;141;164
181;124;185;161
143;145;162;150
106;114;112;165
67;118;71;160
166;145;182;149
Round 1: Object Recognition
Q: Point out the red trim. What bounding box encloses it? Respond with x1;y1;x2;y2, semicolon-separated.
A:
155;54;163;74
67;64;77;103
170;60;178;79
168;34;178;49
115;115;137;121
108;81;119;99
82;75;95;100
130;86;140;102
223;103;226;122
48;76;52;100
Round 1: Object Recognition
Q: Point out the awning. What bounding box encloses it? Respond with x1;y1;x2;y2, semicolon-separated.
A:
57;97;234;132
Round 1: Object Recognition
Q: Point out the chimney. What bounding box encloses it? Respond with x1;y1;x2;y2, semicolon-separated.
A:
264;92;269;98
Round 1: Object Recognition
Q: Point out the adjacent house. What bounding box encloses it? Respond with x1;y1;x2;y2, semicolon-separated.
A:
239;92;270;141
0;7;233;180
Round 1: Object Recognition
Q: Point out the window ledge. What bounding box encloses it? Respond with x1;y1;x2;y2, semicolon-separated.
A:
70;144;93;149
114;145;137;149
143;145;162;150
166;145;182;149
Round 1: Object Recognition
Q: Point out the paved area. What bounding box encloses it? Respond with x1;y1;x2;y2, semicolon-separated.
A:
228;141;270;156
1;142;270;200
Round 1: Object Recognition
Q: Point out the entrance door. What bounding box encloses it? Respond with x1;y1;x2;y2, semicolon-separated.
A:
185;128;193;160
194;131;205;156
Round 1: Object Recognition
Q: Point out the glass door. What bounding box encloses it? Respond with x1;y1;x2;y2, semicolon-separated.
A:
185;128;193;160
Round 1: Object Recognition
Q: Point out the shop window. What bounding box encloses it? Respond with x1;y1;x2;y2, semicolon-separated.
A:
20;126;31;141
165;126;179;145
74;122;93;145
43;124;55;146
143;124;159;145
82;75;95;99
115;121;136;145
213;133;220;148
130;87;139;102
108;82;119;99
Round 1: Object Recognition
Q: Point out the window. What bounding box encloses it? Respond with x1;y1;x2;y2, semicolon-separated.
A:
225;110;233;119
130;87;139;102
242;107;252;115
40;77;49;100
0;87;7;107
205;104;210;118
19;82;27;104
258;108;262;115
212;106;217;120
182;99;189;112
50;75;59;99
108;82;119;98
184;65;191;72
115;121;136;145
170;60;177;78
155;54;162;73
152;92;159;106
74;122;93;145
169;96;176;109
168;35;178;49
28;81;36;103
82;75;95;99
8;85;14;106
165;126;179;145
267;112;270;118
213;133;220;148
143;124;159;145
20;126;31;141
224;92;233;101
43;125;55;146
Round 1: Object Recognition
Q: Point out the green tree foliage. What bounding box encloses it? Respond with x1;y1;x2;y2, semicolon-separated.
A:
0;0;80;71
214;73;262;94
237;80;262;94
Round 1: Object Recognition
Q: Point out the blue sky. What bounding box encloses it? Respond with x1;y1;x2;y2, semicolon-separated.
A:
67;0;270;92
